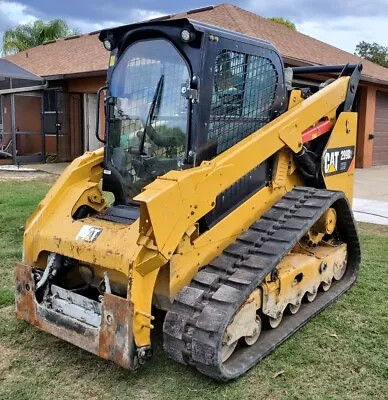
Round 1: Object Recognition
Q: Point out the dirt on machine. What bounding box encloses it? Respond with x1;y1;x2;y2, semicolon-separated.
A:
15;18;361;380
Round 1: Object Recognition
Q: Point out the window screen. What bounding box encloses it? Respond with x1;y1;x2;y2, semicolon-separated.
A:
209;50;278;154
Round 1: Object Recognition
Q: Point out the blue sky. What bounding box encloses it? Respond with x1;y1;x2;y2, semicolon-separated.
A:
0;0;387;53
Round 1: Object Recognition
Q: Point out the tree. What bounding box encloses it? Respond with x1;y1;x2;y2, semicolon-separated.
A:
355;41;388;68
2;19;79;55
268;17;297;31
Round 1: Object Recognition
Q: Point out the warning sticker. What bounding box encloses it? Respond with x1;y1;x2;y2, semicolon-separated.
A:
322;146;355;177
76;225;102;243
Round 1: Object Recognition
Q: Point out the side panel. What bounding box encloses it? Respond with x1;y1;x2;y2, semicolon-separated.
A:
321;112;357;203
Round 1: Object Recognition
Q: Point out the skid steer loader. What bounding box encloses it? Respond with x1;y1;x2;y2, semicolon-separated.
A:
15;19;362;380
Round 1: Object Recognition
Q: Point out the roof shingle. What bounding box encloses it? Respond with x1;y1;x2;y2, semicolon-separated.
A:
4;32;109;78
4;3;388;84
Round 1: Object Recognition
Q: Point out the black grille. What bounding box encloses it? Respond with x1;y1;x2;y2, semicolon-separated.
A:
205;160;272;227
209;50;278;155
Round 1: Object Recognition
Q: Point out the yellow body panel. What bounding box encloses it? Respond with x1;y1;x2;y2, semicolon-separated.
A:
288;89;305;110
23;149;141;279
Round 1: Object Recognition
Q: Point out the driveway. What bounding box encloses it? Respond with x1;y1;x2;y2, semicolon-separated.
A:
354;165;388;201
354;166;388;225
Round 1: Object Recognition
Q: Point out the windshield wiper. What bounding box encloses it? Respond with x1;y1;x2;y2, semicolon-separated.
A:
138;74;164;155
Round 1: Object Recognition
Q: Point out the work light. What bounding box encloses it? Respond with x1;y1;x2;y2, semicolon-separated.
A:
181;29;193;42
103;39;112;51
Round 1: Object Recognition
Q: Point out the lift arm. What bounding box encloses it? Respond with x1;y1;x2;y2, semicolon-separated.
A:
134;76;351;263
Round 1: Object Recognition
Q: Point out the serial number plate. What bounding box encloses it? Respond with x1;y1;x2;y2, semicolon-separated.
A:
76;225;102;243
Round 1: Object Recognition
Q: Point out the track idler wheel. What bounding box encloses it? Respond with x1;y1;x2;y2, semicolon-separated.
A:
333;259;347;281
306;290;318;302
221;338;238;363
244;316;262;346
289;302;301;314
220;290;262;362
322;279;332;292
269;313;283;329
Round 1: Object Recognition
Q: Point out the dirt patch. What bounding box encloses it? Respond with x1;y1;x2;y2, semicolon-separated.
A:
358;222;388;236
0;171;54;181
0;342;17;375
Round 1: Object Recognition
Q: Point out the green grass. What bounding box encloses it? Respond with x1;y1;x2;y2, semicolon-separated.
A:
0;178;387;400
0;179;55;308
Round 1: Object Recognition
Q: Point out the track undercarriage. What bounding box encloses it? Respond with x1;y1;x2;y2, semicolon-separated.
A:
164;187;360;380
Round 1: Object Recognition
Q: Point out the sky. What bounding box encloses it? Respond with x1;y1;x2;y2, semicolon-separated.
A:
0;0;388;54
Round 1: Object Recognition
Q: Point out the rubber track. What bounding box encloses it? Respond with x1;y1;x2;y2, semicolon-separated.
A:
163;187;361;380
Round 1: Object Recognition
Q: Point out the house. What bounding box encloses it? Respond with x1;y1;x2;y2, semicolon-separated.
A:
2;3;388;167
0;33;108;164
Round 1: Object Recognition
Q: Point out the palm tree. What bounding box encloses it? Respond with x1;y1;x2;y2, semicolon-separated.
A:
2;19;79;55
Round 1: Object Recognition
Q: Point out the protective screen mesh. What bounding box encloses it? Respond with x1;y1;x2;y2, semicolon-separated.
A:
209;50;278;155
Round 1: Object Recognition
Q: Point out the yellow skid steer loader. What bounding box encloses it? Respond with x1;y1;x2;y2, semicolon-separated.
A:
15;19;361;380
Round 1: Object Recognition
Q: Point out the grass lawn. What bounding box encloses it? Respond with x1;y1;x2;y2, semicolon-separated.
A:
0;177;387;400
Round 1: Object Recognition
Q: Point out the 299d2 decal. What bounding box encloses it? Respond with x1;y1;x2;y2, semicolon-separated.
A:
322;146;355;177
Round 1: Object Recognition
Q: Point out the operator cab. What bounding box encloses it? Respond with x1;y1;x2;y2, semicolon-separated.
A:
98;19;286;216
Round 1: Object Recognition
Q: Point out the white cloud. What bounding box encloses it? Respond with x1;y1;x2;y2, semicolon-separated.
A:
129;9;164;23
0;1;163;36
242;0;388;53
297;16;388;54
68;9;164;34
68;19;124;34
0;0;36;25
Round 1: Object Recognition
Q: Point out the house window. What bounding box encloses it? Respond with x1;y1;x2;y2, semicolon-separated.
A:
209;50;278;154
44;90;57;112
